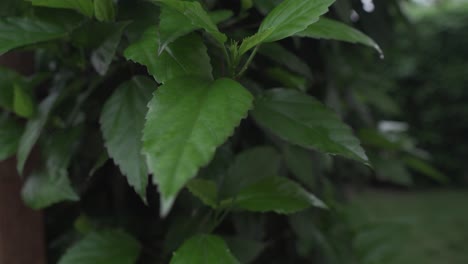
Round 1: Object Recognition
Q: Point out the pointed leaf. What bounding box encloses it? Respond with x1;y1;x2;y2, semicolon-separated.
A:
94;0;116;22
100;77;155;201
22;128;81;209
91;22;129;75
151;0;227;44
221;177;327;213
13;84;35;118
0;17;69;55
22;170;79;209
27;0;94;17
224;237;265;264
296;17;382;56
124;29;212;84
170;234;239;264
58;230;141;264
0;117;23;161
259;43;313;80
258;0;335;43
17;92;59;174
220;146;281;198
186;179;218;208
252;89;368;164
143;77;253;216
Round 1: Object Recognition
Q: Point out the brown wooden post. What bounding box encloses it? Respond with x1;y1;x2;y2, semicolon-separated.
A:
0;53;46;264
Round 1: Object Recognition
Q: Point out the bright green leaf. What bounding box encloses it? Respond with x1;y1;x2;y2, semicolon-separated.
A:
258;0;335;43
186;179;219;208
238;28;275;55
150;0;227;44
143;77;253;216
91;22;129;75
221;177;327;213
13;84;35;118
296;17;383;56
252;89;368;164
0;17;69;55
124;29;212;84
100;77;155;201
170;234;239;264
220;146;281;198
58;230;141;264
0;117;23;161
94;0;116;22
17;92;59;174
27;0;94;17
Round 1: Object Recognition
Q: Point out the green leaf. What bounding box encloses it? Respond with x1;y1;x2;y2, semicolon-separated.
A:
186;179;218;208
403;156;448;183
221;177;327;213
259;43;313;80
22;170;79;209
252;89;368;164
170;234;239;264
13;84;35;118
22;128;81;209
0;117;23;161
91;22;129;75
158;7;232;52
94;0;116;22
58;230;141;264
17;92;59;174
258;0;335;43
124;29;212;84
27;0;94;17
266;67;308;92
143;77;253;216
224;237;265;264
100;77;155;201
220;146;281;198
151;0;227;44
238;28;275;55
0;17;69;55
0;67;23;110
296;18;382;56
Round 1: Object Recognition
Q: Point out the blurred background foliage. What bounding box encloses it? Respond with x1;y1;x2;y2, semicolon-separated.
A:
0;0;467;263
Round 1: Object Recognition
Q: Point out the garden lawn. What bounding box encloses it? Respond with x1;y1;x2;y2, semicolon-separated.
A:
350;190;468;264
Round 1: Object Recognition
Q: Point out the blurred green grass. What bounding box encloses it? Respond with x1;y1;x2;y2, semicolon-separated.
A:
350;190;468;264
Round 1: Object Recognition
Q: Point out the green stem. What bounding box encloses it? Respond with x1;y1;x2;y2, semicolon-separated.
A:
235;45;259;78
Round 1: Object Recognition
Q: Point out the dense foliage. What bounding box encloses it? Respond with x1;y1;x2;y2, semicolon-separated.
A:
0;0;456;263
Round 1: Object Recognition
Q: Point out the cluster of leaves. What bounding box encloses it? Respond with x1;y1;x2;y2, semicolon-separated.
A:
0;0;442;263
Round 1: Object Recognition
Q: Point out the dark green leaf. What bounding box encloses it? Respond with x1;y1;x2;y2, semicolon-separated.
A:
151;0;227;44
252;89;368;164
94;0;116;22
22;170;79;209
186;179;218;208
403;156;448;183
266;67;308;92
259;43;313;80
100;77;155;201
124;29;212;84
170;234;239;264
220;146;281;198
143;77;253;216
221;177;327;213
0;17;69;55
58;230;141;264
91;22;129;75
27;0;94;17
13;84;35;118
296;18;382;56
0;117;23;161
17;92;59;174
225;237;265;264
